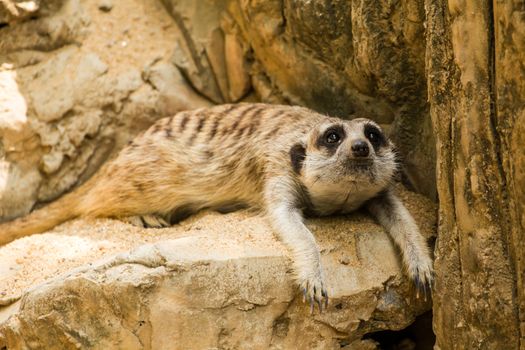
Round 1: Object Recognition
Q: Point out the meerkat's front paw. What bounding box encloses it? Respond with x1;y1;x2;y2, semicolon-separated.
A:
407;254;434;298
298;265;328;314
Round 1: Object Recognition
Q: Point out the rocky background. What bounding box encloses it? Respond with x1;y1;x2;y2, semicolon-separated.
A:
0;0;523;349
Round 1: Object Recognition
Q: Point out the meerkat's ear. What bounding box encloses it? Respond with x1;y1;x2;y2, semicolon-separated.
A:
290;143;306;174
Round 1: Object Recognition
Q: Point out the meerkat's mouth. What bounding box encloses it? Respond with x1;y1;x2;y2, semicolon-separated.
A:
346;158;373;167
344;159;375;174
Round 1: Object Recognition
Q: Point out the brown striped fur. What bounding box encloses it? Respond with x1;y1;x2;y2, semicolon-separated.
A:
0;104;315;239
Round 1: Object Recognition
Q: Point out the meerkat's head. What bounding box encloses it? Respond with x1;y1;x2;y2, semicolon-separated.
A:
290;117;397;191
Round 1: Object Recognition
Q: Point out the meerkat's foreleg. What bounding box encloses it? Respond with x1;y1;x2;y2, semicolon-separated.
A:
366;190;433;291
265;176;328;312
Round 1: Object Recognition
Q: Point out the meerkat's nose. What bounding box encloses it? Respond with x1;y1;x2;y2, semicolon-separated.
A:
351;140;369;157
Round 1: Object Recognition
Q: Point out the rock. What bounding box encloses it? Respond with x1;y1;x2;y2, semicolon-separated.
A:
0;1;42;24
0;64;27;132
0;188;436;349
221;14;251;102
427;1;525;348
0;0;87;54
26;48;75;121
163;1;227;104
171;41;224;104
344;339;380;350
36;140;96;202
74;53;109;92
0;65;42;220
64;110;102;147
0;162;41;221
206;27;229;101
143;61;212;116
0;0;212;220
41;151;64;174
23;47;99;122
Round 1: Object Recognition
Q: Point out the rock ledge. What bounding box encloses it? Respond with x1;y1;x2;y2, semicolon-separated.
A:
0;188;435;349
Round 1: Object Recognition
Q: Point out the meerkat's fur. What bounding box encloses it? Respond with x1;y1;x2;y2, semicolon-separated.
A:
0;103;433;309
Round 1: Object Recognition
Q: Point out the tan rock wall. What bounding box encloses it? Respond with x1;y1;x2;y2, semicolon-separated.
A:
494;4;525;345
426;0;525;348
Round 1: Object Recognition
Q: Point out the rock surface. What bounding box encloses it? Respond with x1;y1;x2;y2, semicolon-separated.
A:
0;0;211;222
0;188;436;349
426;0;525;348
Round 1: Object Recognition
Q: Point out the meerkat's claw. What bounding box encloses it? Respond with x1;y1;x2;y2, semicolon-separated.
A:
122;215;170;228
428;271;434;290
322;289;329;309
411;262;434;301
301;278;328;314
316;296;323;313
302;288;308;303
415;280;429;301
141;215;170;228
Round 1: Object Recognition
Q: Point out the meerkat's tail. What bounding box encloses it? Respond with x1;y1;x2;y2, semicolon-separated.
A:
0;190;82;246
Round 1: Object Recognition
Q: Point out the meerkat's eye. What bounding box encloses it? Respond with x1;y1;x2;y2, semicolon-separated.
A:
364;124;385;149
317;125;345;150
367;130;379;142
326;131;341;144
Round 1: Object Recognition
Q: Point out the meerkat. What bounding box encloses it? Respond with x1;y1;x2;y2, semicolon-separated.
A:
0;103;433;310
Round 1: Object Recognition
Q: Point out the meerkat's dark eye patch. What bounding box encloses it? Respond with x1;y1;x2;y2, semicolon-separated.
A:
316;125;345;152
364;124;386;151
290;143;306;174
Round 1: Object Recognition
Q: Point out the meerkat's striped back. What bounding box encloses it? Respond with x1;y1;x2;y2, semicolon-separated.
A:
0;103;323;244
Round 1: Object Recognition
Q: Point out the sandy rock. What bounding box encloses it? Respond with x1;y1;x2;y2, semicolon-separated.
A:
41;150;64;174
0;188;436;349
161;0;254;104
163;0;227;104
0;0;40;23
224;31;251;101
36;140;96;202
0;64;41;219
0;65;27;132
143;60;212;116
222;14;251;102
344;339;380;350
0;0;87;54
0;163;41;222
64;110;102;147
171;40;224;104
23;48;108;122
0;0;215;220
26;47;78;122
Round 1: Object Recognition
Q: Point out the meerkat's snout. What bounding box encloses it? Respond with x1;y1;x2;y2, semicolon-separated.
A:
350;140;370;158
